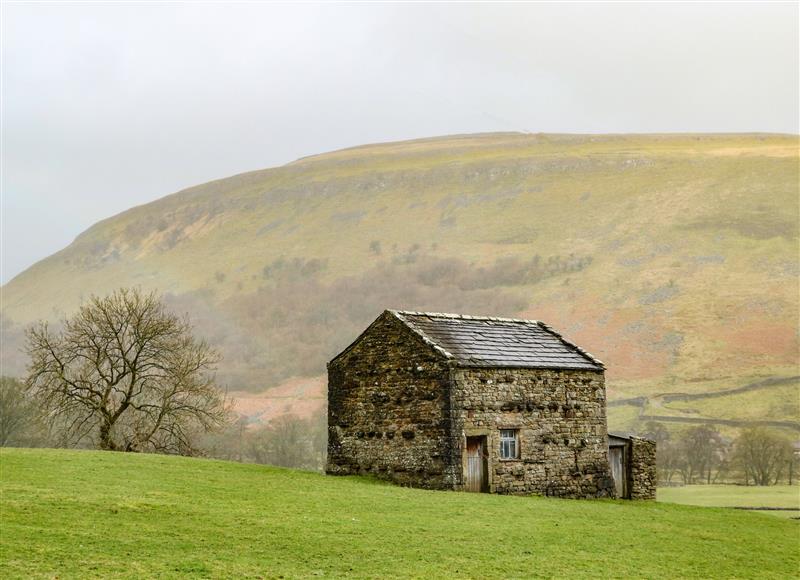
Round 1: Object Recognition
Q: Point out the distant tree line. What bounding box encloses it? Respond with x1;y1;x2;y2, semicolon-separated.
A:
642;422;797;486
1;374;326;470
0;377;48;447
201;413;327;471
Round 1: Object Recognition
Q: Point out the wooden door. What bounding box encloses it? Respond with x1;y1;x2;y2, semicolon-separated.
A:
609;446;627;498
465;436;488;492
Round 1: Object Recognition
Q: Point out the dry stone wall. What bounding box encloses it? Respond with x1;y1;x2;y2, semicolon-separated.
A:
629;437;657;499
451;367;616;498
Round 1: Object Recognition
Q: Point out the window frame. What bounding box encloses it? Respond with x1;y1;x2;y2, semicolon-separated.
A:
499;428;520;461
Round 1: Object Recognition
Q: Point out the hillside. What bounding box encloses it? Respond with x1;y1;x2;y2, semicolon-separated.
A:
1;448;798;578
2;133;798;433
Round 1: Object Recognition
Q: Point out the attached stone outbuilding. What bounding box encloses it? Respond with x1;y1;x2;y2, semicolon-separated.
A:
608;433;657;499
327;310;655;499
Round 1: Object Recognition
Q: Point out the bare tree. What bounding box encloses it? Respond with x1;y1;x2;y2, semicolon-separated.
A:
640;421;685;485
310;411;328;468
197;414;249;462
641;421;670;446
0;376;45;446
733;427;794;486
246;414;321;470
681;424;725;484
659;440;688;485
25;288;229;454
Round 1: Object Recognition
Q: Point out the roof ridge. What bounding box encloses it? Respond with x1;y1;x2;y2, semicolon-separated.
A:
391;310;540;325
389;311;456;360
392;310;604;370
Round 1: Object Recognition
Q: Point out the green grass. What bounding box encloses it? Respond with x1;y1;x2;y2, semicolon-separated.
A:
2;449;798;578
659;484;800;519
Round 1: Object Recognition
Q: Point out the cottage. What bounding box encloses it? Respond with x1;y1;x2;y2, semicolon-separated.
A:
326;310;655;499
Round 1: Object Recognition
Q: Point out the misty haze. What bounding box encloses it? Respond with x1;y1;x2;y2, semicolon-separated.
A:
1;2;798;579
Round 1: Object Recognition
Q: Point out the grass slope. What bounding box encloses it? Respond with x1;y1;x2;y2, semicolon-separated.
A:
658;485;800;519
1;448;798;579
2;132;798;431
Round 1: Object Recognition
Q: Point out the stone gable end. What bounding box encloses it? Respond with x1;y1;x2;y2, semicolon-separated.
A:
327;311;457;489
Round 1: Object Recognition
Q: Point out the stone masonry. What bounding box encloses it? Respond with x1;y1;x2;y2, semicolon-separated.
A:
628;436;657;500
327;310;624;499
452;367;614;497
326;312;455;489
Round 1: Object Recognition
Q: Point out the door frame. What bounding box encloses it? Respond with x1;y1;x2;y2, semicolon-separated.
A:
463;432;490;493
608;441;630;499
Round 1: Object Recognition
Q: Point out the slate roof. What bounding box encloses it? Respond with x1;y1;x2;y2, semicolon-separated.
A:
609;432;654;443
392;310;604;371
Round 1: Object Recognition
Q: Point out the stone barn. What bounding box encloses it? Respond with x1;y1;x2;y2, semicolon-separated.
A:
326;310;655;499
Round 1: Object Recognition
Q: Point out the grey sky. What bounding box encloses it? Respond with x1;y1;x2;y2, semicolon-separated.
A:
2;2;798;284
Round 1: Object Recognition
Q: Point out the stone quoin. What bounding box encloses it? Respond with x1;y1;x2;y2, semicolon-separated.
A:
326;310;656;499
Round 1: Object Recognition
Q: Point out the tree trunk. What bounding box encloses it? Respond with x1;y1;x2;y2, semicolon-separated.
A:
99;421;116;450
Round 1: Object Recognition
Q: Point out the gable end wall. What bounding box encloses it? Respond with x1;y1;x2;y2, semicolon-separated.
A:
326;312;457;489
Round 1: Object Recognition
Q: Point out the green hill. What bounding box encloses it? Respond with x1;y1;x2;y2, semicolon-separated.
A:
2;133;798;433
1;448;797;578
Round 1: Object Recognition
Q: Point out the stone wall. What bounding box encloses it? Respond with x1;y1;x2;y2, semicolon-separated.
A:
628;436;657;500
450;367;616;498
326;312;457;489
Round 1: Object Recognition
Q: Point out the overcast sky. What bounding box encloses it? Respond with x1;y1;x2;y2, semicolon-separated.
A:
2;2;798;284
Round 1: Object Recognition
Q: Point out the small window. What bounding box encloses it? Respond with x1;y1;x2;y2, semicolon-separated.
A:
499;429;519;460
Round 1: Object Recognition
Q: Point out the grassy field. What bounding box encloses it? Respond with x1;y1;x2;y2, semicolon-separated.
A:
1;449;798;579
658;484;800;519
